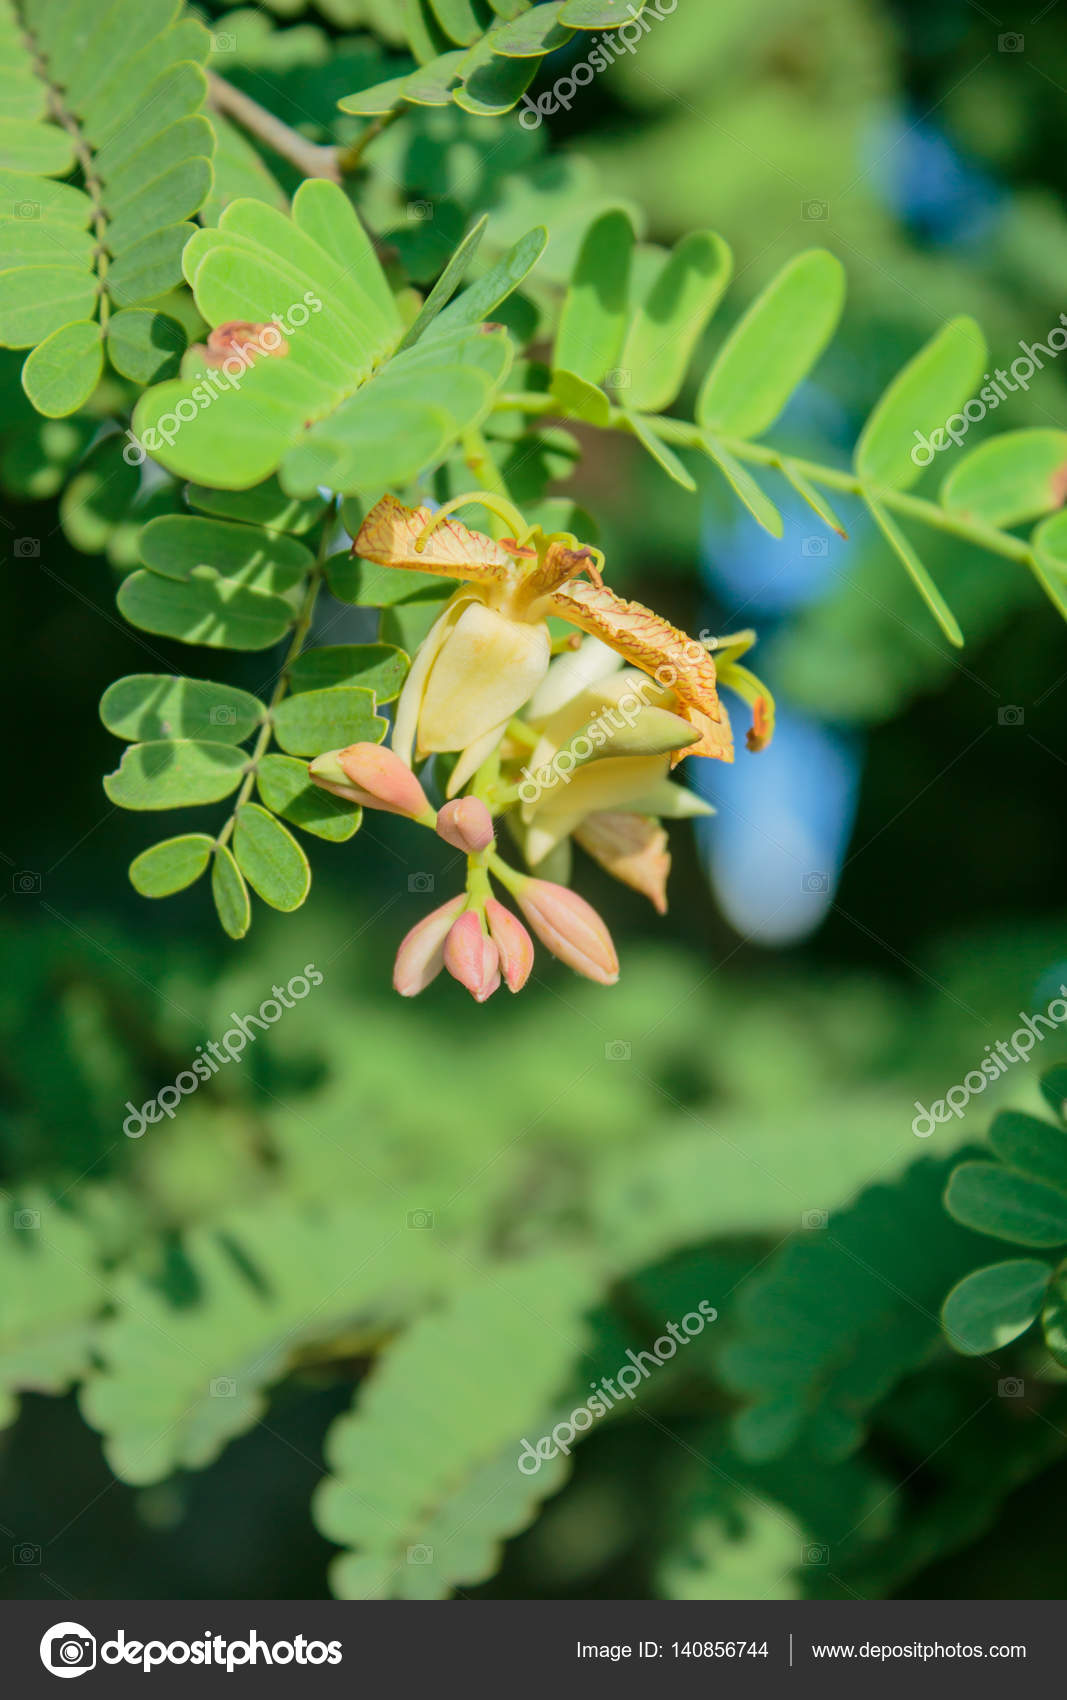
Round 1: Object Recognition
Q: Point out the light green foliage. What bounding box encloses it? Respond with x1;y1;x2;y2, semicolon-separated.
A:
0;0;213;414
0;1192;104;1428
316;1256;596;1597
339;1;651;120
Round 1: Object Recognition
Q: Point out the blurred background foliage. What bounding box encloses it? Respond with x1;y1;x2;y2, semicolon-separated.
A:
3;0;1067;1601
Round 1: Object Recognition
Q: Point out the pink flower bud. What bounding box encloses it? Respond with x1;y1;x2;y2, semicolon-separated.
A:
443;909;501;1003
393;895;465;997
435;796;494;854
308;743;432;820
514;879;619;985
485;898;534;993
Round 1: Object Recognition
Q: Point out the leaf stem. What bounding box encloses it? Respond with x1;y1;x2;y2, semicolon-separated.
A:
20;19;110;330
206;72;345;183
493;391;1038;571
213;500;337;851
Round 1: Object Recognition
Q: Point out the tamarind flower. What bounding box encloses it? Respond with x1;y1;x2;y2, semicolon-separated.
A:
513;654;721;872
353;495;733;794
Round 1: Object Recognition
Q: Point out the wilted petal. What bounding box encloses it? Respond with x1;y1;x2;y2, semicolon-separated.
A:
355;494;515;587
575;812;671;914
393;895;466;997
485;898;534;992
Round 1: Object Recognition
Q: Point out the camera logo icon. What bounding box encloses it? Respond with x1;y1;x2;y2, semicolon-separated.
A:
407;1544;433;1563
802;536;828;557
998;1376;1024;1398
14;1208;40;1230
605;367;631;390
998;32;1023;50
14;537;40;557
408;871;434;893
997;705;1024;726
210;1377;237;1398
802;200;829;220
14;1541;41;1565
407;1209;435;1229
802;1209;828;1230
40;1622;96;1678
210;704;237;726
802;1543;830;1565
605;1040;631;1061
14;200;40;219
13;870;41;894
407;200;432;221
802;871;829;894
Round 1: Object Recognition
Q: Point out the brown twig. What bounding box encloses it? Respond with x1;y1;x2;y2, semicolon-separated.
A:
207;71;344;184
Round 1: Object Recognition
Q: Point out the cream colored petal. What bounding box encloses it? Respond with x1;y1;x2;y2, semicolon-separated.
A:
418;604;551;755
391;595;472;766
446;720;511;798
526;635;623;721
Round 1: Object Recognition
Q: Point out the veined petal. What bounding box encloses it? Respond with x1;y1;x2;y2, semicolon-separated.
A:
547;580;725;742
356;494;516;589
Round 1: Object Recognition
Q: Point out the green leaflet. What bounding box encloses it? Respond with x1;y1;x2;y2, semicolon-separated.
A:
288;645;409;704
697;249;844;439
211;842;250;939
272;687;388;758
256;754;362;843
128;832;214;897
0;0;214;415
314;1255;596;1599
103;739;247;810
620;231;732;414
942;1260;1051;1356
106;308;186;384
233;803;310;912
100;674;265;745
941;429;1067;529
855;316;988;492
139;515;313;594
944;1161;1067;1247
117;570;295;651
185;478;325;536
20;319;102;416
553;207;634;386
